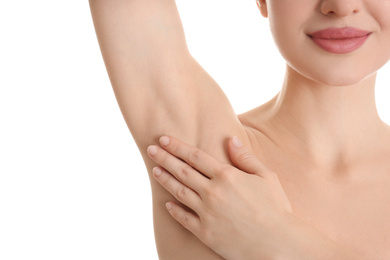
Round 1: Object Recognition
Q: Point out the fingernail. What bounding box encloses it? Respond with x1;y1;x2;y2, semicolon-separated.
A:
232;136;242;147
166;202;172;211
147;145;158;156
153;167;162;177
160;136;170;146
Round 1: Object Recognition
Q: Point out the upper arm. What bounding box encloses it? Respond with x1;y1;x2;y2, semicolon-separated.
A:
89;1;249;258
89;0;192;140
89;0;245;151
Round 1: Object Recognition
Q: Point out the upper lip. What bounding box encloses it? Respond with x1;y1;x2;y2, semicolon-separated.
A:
308;27;372;39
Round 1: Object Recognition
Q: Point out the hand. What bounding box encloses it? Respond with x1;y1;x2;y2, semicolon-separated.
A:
147;136;293;260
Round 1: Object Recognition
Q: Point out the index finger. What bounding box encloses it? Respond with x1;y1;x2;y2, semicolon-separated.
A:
159;136;222;179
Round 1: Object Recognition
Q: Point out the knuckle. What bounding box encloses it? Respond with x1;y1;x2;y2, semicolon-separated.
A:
203;184;213;197
215;164;231;177
158;173;168;185
181;213;190;227
236;151;255;163
188;149;201;165
217;165;235;183
204;186;213;197
220;174;234;186
177;165;191;181
176;186;187;200
205;185;222;201
170;207;180;219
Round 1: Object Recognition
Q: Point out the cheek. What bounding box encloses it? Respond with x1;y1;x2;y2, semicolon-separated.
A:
368;3;390;66
367;0;390;27
267;0;313;61
268;16;308;80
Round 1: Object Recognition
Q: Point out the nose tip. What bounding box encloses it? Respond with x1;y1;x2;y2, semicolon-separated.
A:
321;0;361;17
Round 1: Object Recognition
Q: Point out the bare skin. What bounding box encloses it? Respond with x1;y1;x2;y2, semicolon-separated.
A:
147;135;390;259
88;0;390;259
239;83;390;259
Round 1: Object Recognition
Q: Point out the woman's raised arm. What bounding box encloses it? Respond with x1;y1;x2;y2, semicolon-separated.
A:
88;0;245;151
88;1;249;259
88;0;192;145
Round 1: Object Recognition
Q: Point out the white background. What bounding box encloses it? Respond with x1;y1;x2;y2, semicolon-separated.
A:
1;1;389;259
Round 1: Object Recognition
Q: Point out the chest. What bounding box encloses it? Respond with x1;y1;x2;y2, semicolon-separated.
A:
240;120;390;258
275;164;390;259
243;125;390;258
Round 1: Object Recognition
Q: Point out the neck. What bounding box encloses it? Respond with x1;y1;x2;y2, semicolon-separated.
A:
266;65;387;170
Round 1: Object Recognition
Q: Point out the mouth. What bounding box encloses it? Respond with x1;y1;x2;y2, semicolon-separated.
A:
307;27;372;54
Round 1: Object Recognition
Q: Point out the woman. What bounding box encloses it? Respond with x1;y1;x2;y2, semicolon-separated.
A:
89;0;390;259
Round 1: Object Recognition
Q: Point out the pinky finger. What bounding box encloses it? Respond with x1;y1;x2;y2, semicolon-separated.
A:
166;202;202;235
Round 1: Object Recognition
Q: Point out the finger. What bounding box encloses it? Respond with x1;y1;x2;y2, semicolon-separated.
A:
153;167;202;213
147;145;208;195
166;201;202;237
158;136;221;178
228;136;269;177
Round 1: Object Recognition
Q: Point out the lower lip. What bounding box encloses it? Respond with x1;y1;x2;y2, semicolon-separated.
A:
310;34;370;54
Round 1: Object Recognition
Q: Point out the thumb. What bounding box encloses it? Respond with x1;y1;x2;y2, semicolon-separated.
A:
228;136;268;177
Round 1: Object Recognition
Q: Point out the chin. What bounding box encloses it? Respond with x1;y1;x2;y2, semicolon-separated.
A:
318;76;366;87
316;68;377;87
290;62;375;88
317;74;373;88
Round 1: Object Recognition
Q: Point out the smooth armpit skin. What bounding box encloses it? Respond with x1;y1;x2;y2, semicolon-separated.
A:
88;0;249;259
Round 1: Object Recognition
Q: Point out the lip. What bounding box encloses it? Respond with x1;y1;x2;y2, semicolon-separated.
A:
307;27;372;54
